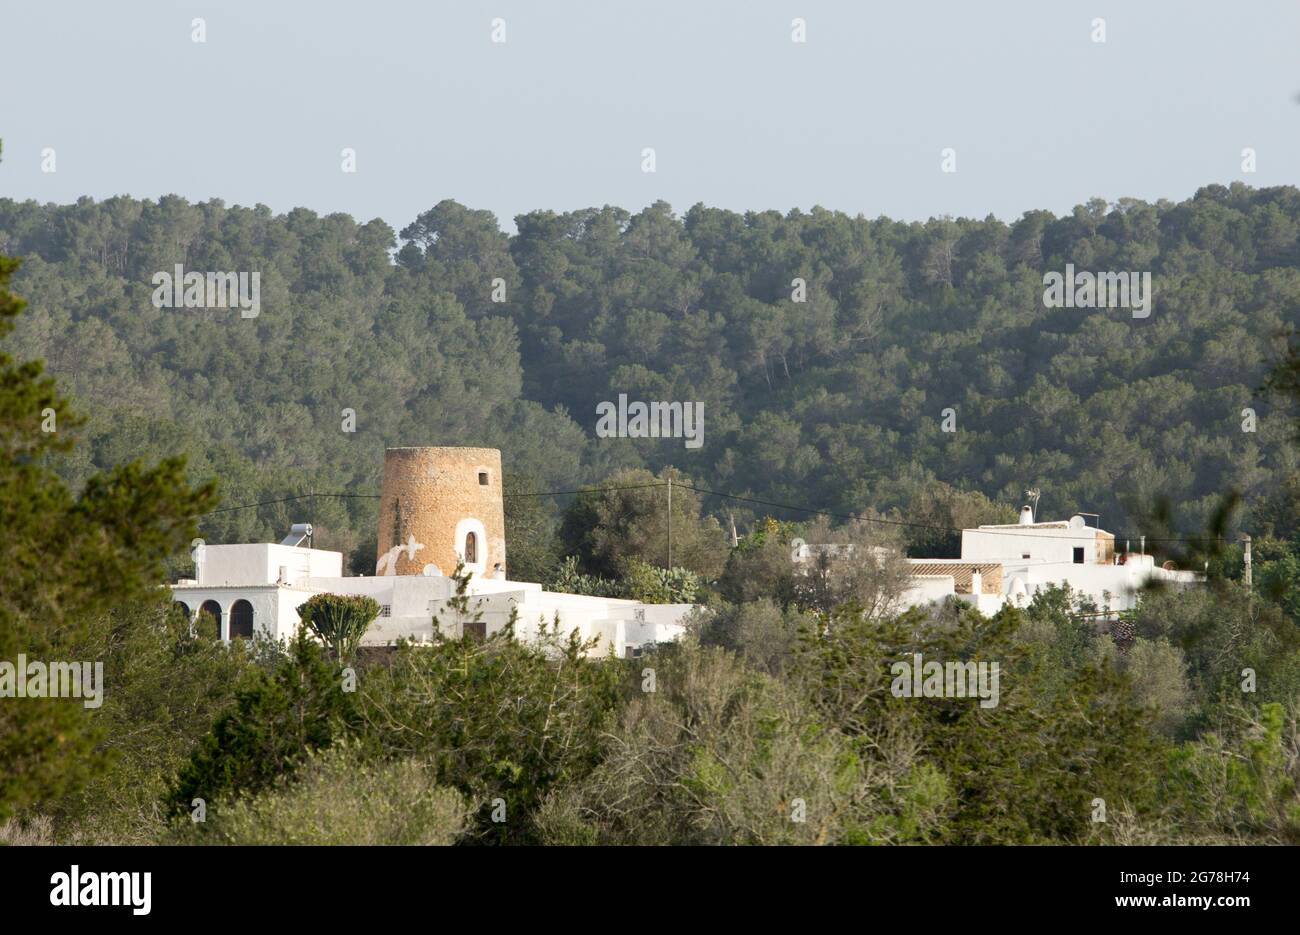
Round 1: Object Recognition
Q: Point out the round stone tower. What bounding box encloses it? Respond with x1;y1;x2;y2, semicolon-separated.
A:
374;447;506;578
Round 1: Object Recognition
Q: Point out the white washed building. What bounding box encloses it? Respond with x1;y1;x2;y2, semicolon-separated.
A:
171;447;694;658
903;506;1202;615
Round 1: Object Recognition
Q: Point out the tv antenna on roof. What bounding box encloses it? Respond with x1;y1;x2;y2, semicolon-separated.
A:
1024;487;1041;522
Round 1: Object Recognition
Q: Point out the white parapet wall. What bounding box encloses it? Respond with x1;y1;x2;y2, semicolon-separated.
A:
175;547;698;657
197;543;343;587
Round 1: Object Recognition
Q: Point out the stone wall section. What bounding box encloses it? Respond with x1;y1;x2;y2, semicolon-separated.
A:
375;446;506;577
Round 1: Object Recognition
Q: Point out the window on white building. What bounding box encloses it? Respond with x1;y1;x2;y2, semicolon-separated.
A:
230;599;254;639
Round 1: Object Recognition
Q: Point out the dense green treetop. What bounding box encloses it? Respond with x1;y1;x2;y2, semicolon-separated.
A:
2;185;1296;562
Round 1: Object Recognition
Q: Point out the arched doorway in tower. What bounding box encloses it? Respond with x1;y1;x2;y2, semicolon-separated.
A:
230;600;254;639
464;531;477;565
199;600;223;639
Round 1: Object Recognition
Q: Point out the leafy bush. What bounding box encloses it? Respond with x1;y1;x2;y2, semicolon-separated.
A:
558;468;727;578
48;599;257;844
548;555;700;603
535;642;946;845
357;625;622;843
699;598;808;675
796;601;1166;843
169;630;358;822
170;744;468;846
1155;702;1300;844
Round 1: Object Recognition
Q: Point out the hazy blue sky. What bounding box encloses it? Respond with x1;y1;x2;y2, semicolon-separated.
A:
3;0;1298;232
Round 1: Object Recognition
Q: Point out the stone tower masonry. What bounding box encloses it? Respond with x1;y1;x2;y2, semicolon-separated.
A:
374;446;507;578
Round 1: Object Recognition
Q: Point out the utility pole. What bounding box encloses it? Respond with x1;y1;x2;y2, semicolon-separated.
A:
666;475;673;569
1242;533;1252;590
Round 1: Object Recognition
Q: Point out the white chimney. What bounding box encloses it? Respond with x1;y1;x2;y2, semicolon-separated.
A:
191;539;206;585
1018;505;1034;525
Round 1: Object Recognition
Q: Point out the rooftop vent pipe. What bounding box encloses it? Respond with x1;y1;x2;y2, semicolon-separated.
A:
1018;505;1034;525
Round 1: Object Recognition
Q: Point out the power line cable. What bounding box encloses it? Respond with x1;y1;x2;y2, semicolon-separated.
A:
198;492;378;517
677;482;1227;547
195;482;668;518
501;482;668;498
196;480;1228;546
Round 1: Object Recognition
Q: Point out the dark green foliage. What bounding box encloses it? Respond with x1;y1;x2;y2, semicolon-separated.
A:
0;178;217;821
717;518;803;606
357;625;624;844
547;554;700;603
48;598;256;843
905;483;1018;558
169;629;358;821
558;467;727;578
1158;702;1300;843
699;598;809;675
794;601;1166;844
502;472;562;583
718;535;797;606
1024;584;1101;672
8;186;1293;557
534;642;914;845
1133;577;1300;725
11;177;1300;845
1255;537;1300;621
